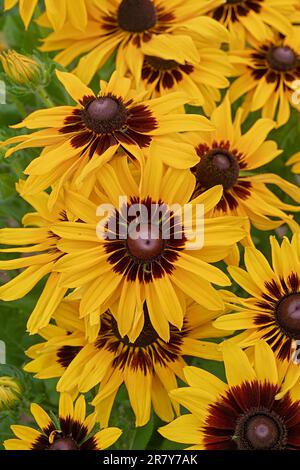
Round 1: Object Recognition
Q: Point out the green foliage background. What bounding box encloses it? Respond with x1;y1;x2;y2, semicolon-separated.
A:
0;0;299;450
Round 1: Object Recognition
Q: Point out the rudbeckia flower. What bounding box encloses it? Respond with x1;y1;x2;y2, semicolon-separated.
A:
3;0;92;31
39;0;229;84
184;96;300;233
159;341;300;450
214;233;300;397
0;182;72;334
287;151;300;174
0;70;213;201
24;299;89;380
39;298;229;428
230;28;300;127
51;156;246;342
206;0;296;43
4;393;122;450
139;45;234;115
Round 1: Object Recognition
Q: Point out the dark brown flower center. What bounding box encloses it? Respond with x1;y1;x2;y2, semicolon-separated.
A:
195;149;240;190
118;0;157;33
235;408;287;450
49;436;79;451
276;293;300;339
267;46;297;72
82;97;128;134
226;0;243;3
111;305;158;347
126;223;165;261
145;56;178;71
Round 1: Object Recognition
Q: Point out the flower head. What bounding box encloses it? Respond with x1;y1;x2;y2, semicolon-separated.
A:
4;393;122;450
185;96;300;233
214;232;300;396
0;182;74;334
25;297;230;427
50;156;246;342
159;341;300;450
230;27;300;127
206;0;296;44
0;70;213;201
40;0;229;84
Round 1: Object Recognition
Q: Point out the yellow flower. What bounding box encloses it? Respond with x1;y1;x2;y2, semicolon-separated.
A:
139;45;234;115
214;232;300;397
39;0;229;84
159;341;300;450
0;182;74;334
230;27;300;127
48;155;246;342
205;0;296;44
4;0;93;31
183;96;300;234
4;393;122;450
24;299;89;379
0;376;21;409
0;70;213;201
25;297;230;428
0;50;41;86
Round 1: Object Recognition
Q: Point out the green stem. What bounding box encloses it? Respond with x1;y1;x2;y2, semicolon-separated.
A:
129;428;137;450
36;86;54;108
11;96;26;119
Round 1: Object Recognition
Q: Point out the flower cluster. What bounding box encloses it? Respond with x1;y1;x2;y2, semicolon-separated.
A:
0;0;300;452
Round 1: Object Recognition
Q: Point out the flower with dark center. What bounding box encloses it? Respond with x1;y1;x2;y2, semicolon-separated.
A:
0;69;214;196
230;31;300;126
54;299;228;428
159;341;300;450
187;96;300;223
214;234;300;370
118;0;157;32
209;0;295;41
38;0;232;85
51;157;245;343
4;394;122;451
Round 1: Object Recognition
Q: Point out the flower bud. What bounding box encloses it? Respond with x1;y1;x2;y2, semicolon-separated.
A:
0;50;42;86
